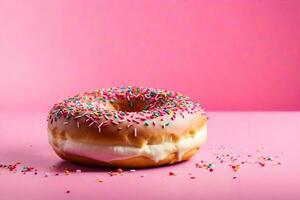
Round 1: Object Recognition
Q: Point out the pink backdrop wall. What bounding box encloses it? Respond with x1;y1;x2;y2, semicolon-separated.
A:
0;0;299;111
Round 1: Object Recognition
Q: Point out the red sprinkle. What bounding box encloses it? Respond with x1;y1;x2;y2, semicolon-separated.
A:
169;171;177;176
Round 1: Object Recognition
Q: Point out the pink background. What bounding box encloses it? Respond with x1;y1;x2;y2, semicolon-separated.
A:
1;2;300;199
0;0;300;111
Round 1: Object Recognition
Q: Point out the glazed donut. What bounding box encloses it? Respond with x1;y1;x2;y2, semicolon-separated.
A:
47;86;208;168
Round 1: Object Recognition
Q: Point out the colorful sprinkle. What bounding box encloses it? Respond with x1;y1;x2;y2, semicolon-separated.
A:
47;86;206;132
169;171;177;176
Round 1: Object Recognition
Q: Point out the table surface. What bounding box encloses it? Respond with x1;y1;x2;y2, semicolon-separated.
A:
0;111;299;200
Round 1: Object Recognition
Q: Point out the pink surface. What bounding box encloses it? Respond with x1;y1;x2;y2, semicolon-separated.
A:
1;112;299;200
1;0;300;111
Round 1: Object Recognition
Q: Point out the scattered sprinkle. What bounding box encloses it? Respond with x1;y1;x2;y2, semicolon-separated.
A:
96;179;103;183
169;171;177;176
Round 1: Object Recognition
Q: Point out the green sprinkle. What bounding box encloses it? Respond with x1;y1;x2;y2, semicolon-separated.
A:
144;104;150;110
150;91;157;96
145;122;149;126
120;112;125;116
154;112;160;117
165;122;170;126
130;100;134;108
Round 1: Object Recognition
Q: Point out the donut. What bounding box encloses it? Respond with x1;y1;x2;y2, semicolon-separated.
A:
47;86;208;168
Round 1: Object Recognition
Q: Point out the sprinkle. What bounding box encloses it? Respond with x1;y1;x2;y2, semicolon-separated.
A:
133;128;137;137
111;120;118;125
96;179;103;183
130;100;134;108
76;169;82;173
169;171;176;176
133;119;140;124
231;165;240;172
154;112;160;117
48;86;207;141
89;121;95;126
98;122;104;128
66;190;70;194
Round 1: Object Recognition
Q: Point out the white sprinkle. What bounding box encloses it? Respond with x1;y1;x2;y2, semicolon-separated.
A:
97;122;103;133
63;121;69;125
134;127;137;137
111;120;118;125
76;169;82;173
89;121;95;126
77;121;80;128
98;122;103;127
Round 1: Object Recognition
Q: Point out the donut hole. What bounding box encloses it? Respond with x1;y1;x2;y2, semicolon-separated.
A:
111;99;149;112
